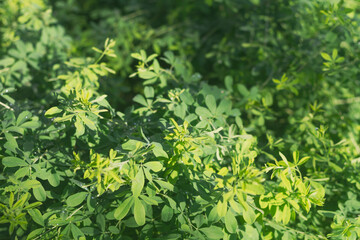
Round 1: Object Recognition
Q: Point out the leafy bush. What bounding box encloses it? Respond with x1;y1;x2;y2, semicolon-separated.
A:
1;0;360;239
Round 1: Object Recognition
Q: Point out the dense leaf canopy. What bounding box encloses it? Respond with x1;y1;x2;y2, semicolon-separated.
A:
1;0;360;239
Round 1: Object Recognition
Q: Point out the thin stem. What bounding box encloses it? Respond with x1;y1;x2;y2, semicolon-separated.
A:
0;101;14;111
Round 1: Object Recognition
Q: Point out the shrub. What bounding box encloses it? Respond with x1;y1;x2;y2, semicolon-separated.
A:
1;0;360;239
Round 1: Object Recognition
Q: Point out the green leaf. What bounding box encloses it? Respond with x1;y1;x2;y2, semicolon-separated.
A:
133;94;148;106
54;114;74;122
48;172;60;187
154;180;174;191
71;224;85;239
24;201;42;210
216;99;232;115
4;132;18;152
242;225;259;240
26;228;44;240
282;204;291;224
139;195;158;206
9;192;14;208
205;95;217;114
16;111;32;126
132;168;144;197
152;142;168;158
143;167;153;182
195;106;212;118
15;167;29;178
20;121;40;129
243;182;265;195
280;172;291;191
75;118;85;137
237;84;249;96
90;95;107;103
298;156;310;166
66;192;88;207
45;107;62;117
174;102;187;119
7;126;24;135
134;198;146;226
262;92;273;107
146;53;158;63
217;200;227;218
23;180;41;190
200;226;224;240
153;59;160;73
0;57;15;66
122;139;145;151
33;185;46;202
329;161;342;172
279;152;289;166
108;226;120;234
144;86;154;98
87;194;96;213
114;197;134;220
144;161;163;172
225;76;233;91
180;91;194;105
332;49;338;59
320;52;331;61
2;157;27;167
96;214;106;231
28;209;44;226
243;207;256;224
161;205;173;222
131;53;142;61
229;199;242;214
139;71;157;79
224;210;237;233
79;114;97;130
208;206;221;223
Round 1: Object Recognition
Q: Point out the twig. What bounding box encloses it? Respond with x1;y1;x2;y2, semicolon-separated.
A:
0;101;14;111
66;205;84;220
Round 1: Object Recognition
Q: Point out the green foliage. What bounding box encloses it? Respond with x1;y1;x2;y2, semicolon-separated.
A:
1;0;360;239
